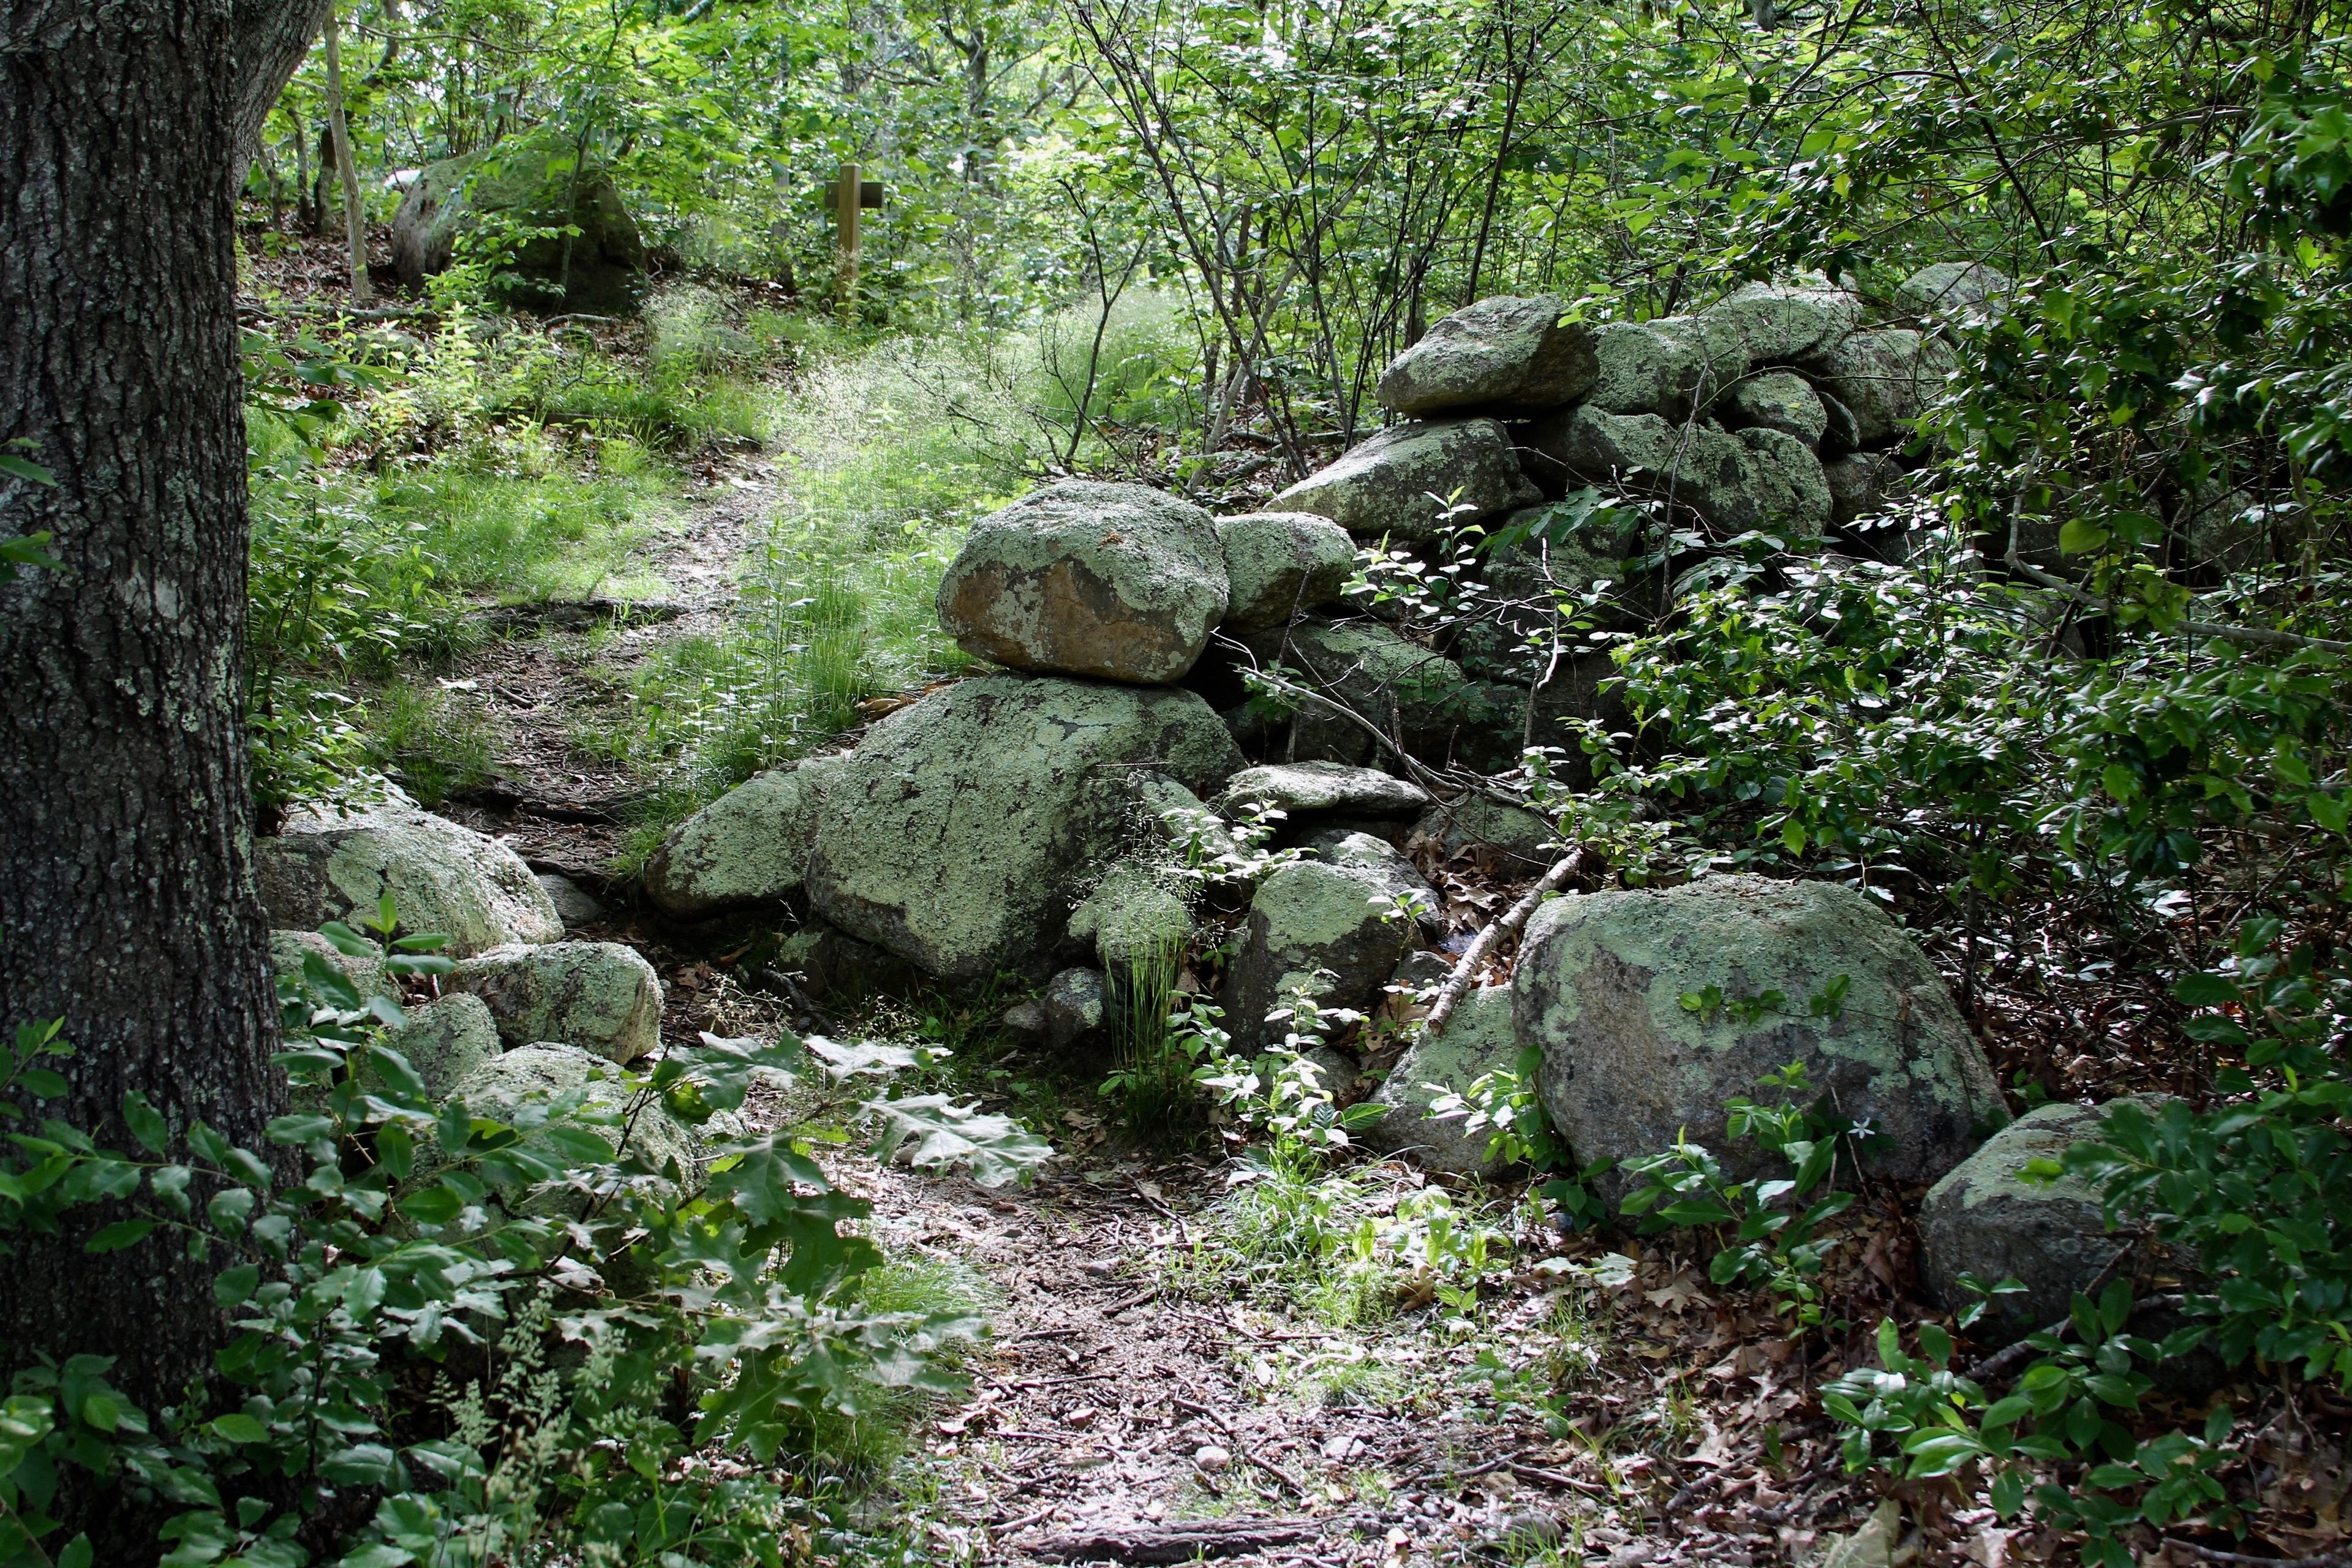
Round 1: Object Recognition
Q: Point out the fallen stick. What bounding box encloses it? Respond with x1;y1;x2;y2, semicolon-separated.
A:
1421;851;1581;1036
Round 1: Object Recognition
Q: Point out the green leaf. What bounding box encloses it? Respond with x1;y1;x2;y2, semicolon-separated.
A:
2171;971;2241;1006
0;454;58;486
1780;819;1807;855
122;1090;170;1154
2057;518;2109;555
209;1414;269;1444
865;1093;1052;1188
215;1264;262;1308
85;1219;154;1253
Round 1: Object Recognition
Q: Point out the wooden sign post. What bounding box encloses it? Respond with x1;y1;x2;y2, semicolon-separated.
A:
823;164;884;321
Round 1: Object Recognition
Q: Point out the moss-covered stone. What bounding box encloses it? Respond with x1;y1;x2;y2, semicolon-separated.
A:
1516;875;2005;1193
1918;1098;2168;1330
385;993;500;1098
389;130;649;315
1219;761;1431;818
1070;864;1193;972
1267;419;1542;541
1374;296;1598;418
1528;407;1831;537
937;481;1228;684
1719;371;1830;450
440;1042;700;1197
1042;967;1109;1051
1409;796;1557;872
1895;262;2012;322
1216;511;1358;631
1362;984;1518;1175
644;756;845;918
1804;329;1956;447
257;796;564;958
448;941;665;1064
804;674;1243;981
1238;616;1488;767
1698;281;1863;363
269;929;386;1000
1224;860;1414;1050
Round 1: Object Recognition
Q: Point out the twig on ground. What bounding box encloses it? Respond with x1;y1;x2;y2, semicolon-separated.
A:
1423;851;1582;1035
1030;1518;1335;1564
1507;1460;1608;1496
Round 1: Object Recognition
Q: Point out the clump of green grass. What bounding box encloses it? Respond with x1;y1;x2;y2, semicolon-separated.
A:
785;1255;996;1485
362;678;497;805
368;442;674;605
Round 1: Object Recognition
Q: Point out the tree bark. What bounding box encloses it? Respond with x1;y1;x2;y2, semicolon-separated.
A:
323;1;373;303
0;0;326;1472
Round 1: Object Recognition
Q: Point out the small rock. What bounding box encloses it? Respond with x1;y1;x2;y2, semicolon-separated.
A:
1361;984;1519;1175
1216;511;1359;631
1529;405;1831;537
1918;1098;2169;1332
1219;761;1432;818
1806;328;1956;447
1266;418;1542;541
448;940;666;1064
439;1042;699;1196
269;929;385;1001
936;480;1229;684
535;872;606;926
1194;1444;1232;1471
1822;451;1910;529
1495;1510;1564;1549
1896;261;2013;321
1070;864;1193;973
384;992;500;1098
644;758;845;918
1584;314;1754;421
1042;967;1110;1052
1375;296;1599;417
1224;860;1417;1050
1718;370;1830;450
1003;1000;1048;1036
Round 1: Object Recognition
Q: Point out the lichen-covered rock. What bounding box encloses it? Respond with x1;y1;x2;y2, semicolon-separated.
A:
1719;371;1830;450
1807;330;1955;447
804;675;1242;981
1266;419;1542;541
1700;282;1864;363
391;131;647;315
1896;262;2012;321
1216;511;1359;631
1823;451;1910;529
1238;617;1486;767
257;796;564;957
1409;796;1556;872
1071;864;1193;972
1042;967;1109;1052
535;873;606;927
772;918;916;1001
1362;984;1519;1175
1585;316;1754;421
1375;296;1598;417
1531;407;1831;537
448;941;665;1064
1516;876;2006;1193
1302;830;1445;943
385;993;500;1098
937;481;1229;684
1918;1099;2160;1331
270;929;386;1001
1224;860;1416;1049
644;756;845;918
1219;761;1431;818
443;1042;699;1186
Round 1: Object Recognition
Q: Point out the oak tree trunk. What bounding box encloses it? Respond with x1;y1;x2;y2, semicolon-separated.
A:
0;0;329;1457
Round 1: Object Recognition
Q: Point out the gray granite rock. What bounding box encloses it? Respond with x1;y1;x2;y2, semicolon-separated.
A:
1216;511;1359;631
257;796;563;957
1361;984;1520;1175
448;941;665;1064
1376;296;1597;417
1266;418;1542;541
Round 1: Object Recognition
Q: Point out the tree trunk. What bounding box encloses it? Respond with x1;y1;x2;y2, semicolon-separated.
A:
0;0;326;1492
323;2;373;303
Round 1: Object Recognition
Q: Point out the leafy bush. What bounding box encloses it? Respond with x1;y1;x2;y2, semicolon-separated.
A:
0;910;1047;1567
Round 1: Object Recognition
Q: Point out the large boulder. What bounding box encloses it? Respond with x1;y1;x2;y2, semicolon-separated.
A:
1718;371;1830;450
1584;316;1751;421
1219;761;1431;819
643;756;846;919
385;993;501;1099
1069;864;1193;973
1515;876;2006;1194
1224;859;1417;1049
1699;281;1864;363
936;481;1228;684
448;941;666;1065
1238;618;1487;767
1529;407;1831;537
1806;330;1954;447
1823;451;1910;529
1265;420;1542;541
1361;984;1518;1176
1216;511;1359;631
390;132;647;315
1896;262;2012;322
257;796;564;958
1376;297;1597;418
1918;1099;2160;1332
804;675;1243;981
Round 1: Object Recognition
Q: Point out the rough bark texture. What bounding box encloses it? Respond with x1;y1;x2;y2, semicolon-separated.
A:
0;0;323;1433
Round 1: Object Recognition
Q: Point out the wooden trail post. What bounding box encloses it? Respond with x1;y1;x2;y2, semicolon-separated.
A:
824;163;884;320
